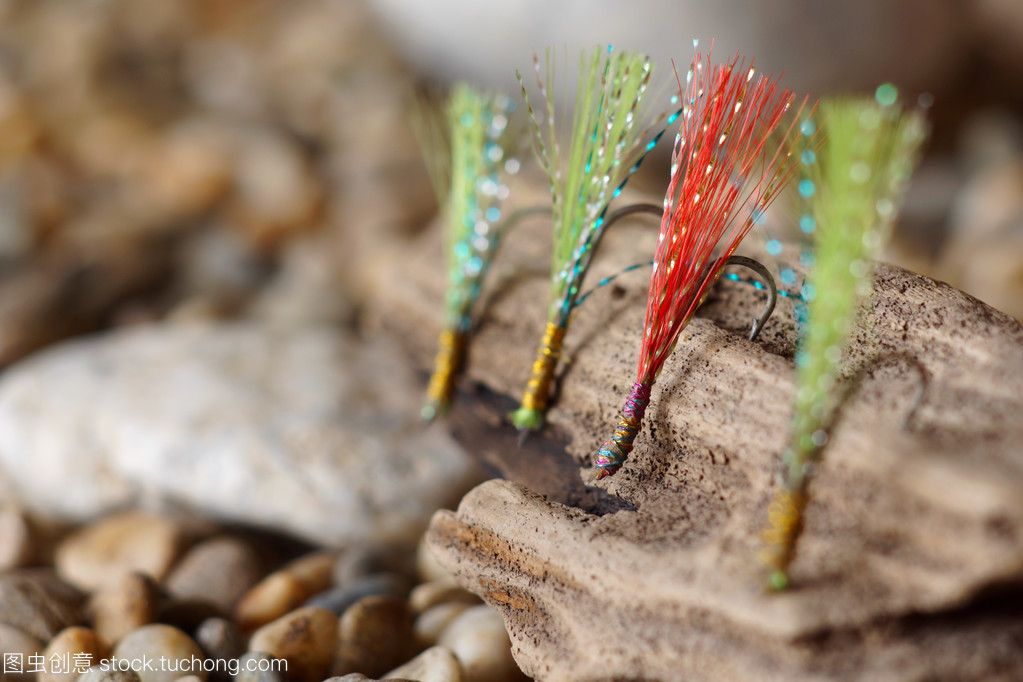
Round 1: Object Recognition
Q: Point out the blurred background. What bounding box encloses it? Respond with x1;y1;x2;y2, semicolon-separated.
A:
0;0;1020;375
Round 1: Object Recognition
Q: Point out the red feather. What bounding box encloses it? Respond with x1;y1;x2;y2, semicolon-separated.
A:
638;53;805;383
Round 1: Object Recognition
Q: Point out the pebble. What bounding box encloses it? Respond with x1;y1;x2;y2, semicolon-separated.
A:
385;646;463;682
333;545;413;588
233;652;284;682
55;512;186;591
40;627;108;682
416;536;455;585
408;582;479;613
306;573;411;616
414;603;471;648
112;624;207;682
194;618;245;661
88;573;161;646
438;606;524;682
0;570;84;641
0;505;32;569
334;596;414;678
0;622;43;662
248;606;338;682
174;677;203;682
165;537;263;613
235;552;335;629
79;667;142;682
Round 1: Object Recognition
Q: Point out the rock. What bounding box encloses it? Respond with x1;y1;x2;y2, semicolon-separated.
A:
0;570;84;641
40;627;107;682
111;625;206;682
385;646;463;682
333;546;413;588
0;505;33;570
88;573;160;646
235;552;335;630
79;666;142;682
55;512;186;591
408;582;479;613
437;607;522;682
334;596;414;678
413;603;471;649
247;607;337;682
194;618;244;661
368;0;963;95
0;324;482;548
232;652;284;682
0;623;44;671
415;536;455;586
165;538;263;613
306;574;411;616
234;574;306;632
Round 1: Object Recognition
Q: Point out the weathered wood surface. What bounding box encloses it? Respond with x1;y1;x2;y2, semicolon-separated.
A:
360;182;1023;681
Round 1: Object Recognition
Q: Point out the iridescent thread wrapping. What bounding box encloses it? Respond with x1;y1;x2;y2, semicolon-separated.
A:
759;485;808;591
594;381;652;478
422;329;468;421
514;322;566;429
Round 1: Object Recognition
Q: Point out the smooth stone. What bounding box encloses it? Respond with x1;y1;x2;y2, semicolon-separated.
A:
247;607;337;682
305;573;410;616
55;512;186;591
112;625;207;682
413;603;471;649
0;505;32;569
232;652;283;682
235;552;335;630
0;623;44;670
415;536;455;586
0;324;481;548
165;538;263;613
0;570;84;641
174;677;203;682
88;573;161;646
385;646;463;682
40;627;108;682
334;596;413;678
194;618;245;661
438;606;523;682
333;546;413;588
408;582;479;613
79;666;142;682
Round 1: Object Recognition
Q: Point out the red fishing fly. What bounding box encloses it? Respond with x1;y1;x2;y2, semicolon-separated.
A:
593;51;810;479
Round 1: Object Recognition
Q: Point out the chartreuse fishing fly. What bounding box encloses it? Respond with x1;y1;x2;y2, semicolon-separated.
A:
416;84;520;422
510;45;675;433
760;86;928;591
591;50;810;480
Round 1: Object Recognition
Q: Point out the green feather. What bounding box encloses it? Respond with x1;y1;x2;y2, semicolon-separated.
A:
518;46;656;325
785;93;928;486
414;84;518;332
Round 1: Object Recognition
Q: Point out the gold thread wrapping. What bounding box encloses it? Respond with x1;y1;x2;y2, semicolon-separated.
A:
520;322;567;412
760;488;808;574
425;328;468;411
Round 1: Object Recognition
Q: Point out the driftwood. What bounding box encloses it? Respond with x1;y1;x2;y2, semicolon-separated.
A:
360;182;1023;681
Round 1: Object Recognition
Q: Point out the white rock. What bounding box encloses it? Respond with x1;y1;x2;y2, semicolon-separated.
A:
367;0;963;96
385;646;463;682
438;606;523;682
0;323;482;546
